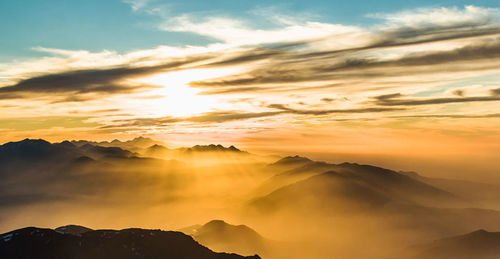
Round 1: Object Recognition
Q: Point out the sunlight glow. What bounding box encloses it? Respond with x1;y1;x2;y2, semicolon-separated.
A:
134;67;242;117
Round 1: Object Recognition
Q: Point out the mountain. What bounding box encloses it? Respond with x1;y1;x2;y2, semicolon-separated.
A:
0;138;135;164
147;144;170;151
79;143;135;159
0;226;261;259
406;229;500;259
254;159;465;211
184;220;268;257
55;225;93;236
180;144;245;153
254;156;332;196
0;139;179;209
251;170;392;213
71;137;163;152
0;139;85;183
401;171;500;209
268;155;313;170
0;139;80;163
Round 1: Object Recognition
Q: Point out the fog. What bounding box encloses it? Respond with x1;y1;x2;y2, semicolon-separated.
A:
2;138;500;258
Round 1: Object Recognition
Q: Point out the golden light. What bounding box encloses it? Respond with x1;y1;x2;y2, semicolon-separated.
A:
133;67;242;117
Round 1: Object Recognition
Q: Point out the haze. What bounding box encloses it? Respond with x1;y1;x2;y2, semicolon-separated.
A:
1;1;500;259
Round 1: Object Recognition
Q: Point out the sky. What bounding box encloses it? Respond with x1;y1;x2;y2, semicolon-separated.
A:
1;0;500;179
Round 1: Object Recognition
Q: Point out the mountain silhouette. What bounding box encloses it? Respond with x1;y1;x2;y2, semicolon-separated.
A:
185;220;268;257
254;159;464;211
71;136;163;152
268;155;313;170
401;171;500;209
406;229;500;259
55;225;93;236
0;138;80;162
0;226;261;259
182;144;244;153
79;143;134;159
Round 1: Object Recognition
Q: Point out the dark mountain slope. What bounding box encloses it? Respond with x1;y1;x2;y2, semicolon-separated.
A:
267;155;313;171
251;170;392;213
192;220;268;256
71;137;162;152
401;171;500;209
407;229;500;259
0;139;182;208
185;144;244;153
257;158;465;209
0;227;261;259
55;225;93;236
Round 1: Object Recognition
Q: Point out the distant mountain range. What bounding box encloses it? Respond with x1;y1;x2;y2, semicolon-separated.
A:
405;229;500;259
253;156;466;211
70;136;163;152
3;138;500;258
0;226;260;259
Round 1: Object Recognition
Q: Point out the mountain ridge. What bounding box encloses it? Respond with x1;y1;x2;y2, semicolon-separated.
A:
0;226;261;259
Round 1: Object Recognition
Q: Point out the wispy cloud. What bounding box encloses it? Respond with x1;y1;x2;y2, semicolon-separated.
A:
122;0;151;12
0;56;211;101
374;92;500;106
369;5;500;28
1;4;500;142
160;14;359;46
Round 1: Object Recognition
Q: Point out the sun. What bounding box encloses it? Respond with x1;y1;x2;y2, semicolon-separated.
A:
133;67;239;117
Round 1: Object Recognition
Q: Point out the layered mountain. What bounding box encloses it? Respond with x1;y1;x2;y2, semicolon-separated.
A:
144;144;170;157
180;220;268;257
143;143;250;160
402;171;500;210
249;157;500;245
183;145;245;153
0;139;180;208
406;229;500;259
3;138;500;259
254;158;465;211
71;137;163;152
0;226;260;259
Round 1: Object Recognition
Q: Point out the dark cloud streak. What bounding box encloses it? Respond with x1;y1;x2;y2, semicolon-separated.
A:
0;56;211;101
374;93;500;106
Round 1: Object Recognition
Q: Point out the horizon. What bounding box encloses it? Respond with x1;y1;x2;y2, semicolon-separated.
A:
2;1;500;258
1;2;500;183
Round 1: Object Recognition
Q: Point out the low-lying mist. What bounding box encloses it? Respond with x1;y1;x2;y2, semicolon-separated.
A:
2;138;500;258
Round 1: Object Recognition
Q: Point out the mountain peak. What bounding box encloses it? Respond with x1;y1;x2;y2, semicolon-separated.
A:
148;144;168;150
186;144;243;153
198;220;261;238
0;138;54;157
55;225;93;236
0;226;260;259
204;219;229;227
272;155;312;166
17;138;51;146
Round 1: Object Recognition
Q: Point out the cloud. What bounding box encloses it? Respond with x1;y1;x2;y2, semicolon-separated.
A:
3;4;500;140
391;113;500;119
369;5;500;28
491;88;500;96
374;93;500;106
191;36;500;88
268;104;403;115
122;0;151;12
104;111;284;129
103;103;404;130
159;12;361;46
453;90;465;97
0;56;210;101
0;116;99;131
